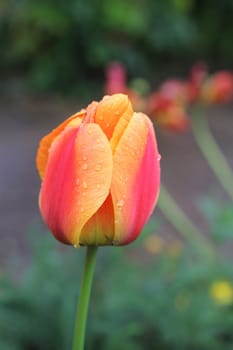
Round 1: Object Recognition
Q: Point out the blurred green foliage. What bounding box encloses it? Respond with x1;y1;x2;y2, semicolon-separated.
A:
199;196;233;244
1;0;233;93
0;221;232;350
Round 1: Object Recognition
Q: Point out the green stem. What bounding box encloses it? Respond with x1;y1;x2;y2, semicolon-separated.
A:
72;246;98;350
191;106;233;201
158;185;214;259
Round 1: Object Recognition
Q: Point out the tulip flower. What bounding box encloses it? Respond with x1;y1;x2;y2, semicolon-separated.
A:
147;93;190;132
200;71;233;104
188;62;208;103
36;94;161;350
104;62;128;95
105;62;147;112
190;62;208;87
36;94;160;247
159;79;191;106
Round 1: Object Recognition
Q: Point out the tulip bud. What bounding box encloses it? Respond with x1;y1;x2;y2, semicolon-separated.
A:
159;79;190;106
36;94;160;246
147;93;190;132
105;62;128;95
201;71;233;104
190;62;208;87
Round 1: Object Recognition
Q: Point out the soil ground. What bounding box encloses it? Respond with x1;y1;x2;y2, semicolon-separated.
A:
0;95;232;263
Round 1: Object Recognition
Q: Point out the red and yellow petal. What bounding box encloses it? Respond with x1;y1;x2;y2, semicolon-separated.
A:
80;194;115;245
111;113;160;245
94;94;133;140
36;110;85;179
39;123;113;246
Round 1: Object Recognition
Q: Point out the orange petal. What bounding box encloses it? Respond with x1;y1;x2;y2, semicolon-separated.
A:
111;113;160;245
36;110;85;179
94;94;133;140
79;194;114;245
39;123;113;246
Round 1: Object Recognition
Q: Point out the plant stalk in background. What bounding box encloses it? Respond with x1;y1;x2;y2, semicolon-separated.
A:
158;185;215;259
191;106;233;201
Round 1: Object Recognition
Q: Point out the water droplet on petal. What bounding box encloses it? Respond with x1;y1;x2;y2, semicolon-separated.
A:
83;181;88;189
116;199;125;209
95;163;102;171
106;123;110;128
99;115;104;121
82;163;88;170
157;154;161;161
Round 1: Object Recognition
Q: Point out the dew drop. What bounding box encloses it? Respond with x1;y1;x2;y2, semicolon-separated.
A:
98;115;104;121
116;199;125;208
83;181;88;189
157;154;161;161
95;163;102;171
82;163;88;170
106;123;110;128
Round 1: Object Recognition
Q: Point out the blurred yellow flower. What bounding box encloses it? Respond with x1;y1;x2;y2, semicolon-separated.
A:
144;235;164;254
209;280;233;305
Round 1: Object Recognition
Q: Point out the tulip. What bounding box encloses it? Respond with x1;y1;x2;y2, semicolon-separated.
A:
190;62;208;87
36;94;160;247
159;79;191;106
104;62;128;95
187;62;208;103
147;93;190;132
105;62;147;112
201;71;233;104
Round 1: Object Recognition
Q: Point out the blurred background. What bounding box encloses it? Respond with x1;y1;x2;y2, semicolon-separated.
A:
0;1;233;349
1;0;233;93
